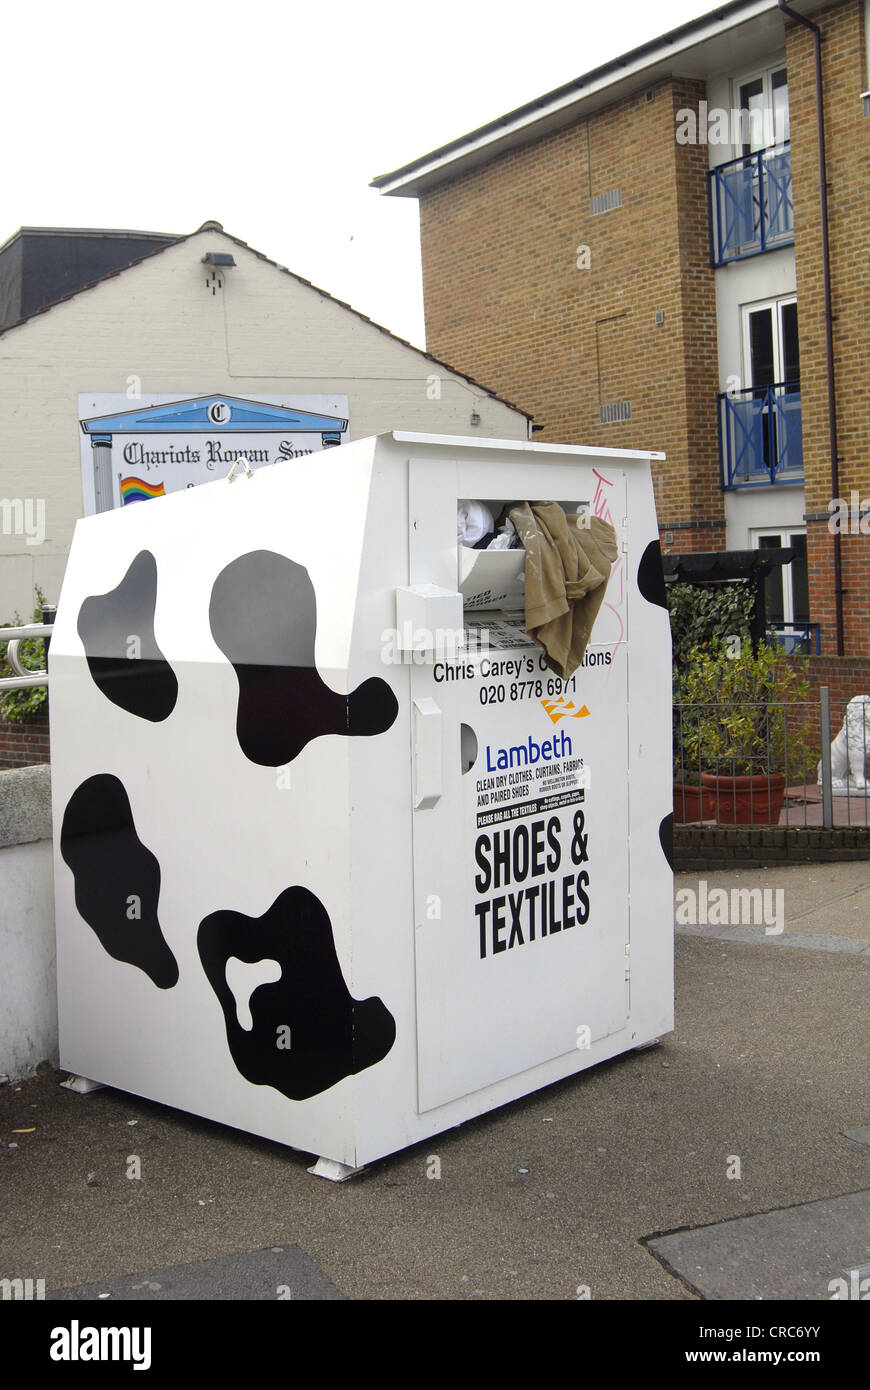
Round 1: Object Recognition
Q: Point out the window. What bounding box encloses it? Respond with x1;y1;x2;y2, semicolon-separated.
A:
753;529;809;626
743;297;799;391
737;297;802;478
736;65;790;153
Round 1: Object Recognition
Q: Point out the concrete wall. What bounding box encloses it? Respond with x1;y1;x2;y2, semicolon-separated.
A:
0;227;528;617
0;764;56;1080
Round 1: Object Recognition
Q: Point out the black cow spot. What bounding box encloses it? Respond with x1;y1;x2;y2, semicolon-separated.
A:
637;540;668;611
77;550;177;721
209;550;398;766
659;812;674;870
197;887;396;1100
60;774;179;989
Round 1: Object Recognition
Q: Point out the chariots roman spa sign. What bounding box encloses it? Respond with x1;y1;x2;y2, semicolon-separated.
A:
78;393;349;513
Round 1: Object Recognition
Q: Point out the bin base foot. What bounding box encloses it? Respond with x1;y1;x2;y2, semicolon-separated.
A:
60;1074;104;1094
632;1038;661;1053
307;1156;365;1182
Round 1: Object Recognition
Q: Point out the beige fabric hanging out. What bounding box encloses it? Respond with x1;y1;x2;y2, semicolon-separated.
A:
507;501;619;679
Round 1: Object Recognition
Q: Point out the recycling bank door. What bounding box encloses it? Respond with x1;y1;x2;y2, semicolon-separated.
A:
412;611;628;1113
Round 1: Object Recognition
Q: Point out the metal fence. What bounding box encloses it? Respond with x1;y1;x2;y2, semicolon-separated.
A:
674;687;870;828
0;620;53;691
5;629;869;830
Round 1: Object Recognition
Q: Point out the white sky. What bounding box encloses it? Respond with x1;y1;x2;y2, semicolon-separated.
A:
2;0;722;348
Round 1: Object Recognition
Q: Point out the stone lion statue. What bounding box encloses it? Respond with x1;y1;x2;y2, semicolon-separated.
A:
818;694;870;791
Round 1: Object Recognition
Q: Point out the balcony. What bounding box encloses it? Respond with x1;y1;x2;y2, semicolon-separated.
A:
718;383;803;488
708;143;793;265
769;622;820;655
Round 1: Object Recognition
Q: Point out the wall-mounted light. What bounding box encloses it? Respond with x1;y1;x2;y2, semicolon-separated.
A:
470;411;481;426
202;252;236;267
655;309;665;326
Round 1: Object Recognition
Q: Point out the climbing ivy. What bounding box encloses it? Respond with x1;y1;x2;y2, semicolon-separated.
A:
667;580;755;671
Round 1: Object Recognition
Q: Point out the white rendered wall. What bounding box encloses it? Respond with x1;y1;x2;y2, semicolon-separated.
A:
0;229;527;616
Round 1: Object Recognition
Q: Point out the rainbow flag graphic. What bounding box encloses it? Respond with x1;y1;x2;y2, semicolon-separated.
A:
120;477;166;505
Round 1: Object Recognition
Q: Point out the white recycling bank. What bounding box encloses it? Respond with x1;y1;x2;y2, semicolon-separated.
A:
50;431;673;1175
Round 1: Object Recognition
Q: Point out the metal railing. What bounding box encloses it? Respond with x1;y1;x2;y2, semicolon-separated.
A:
769;622;821;656
718;382;803;488
708;142;794;264
674;688;870;828
0;618;53;691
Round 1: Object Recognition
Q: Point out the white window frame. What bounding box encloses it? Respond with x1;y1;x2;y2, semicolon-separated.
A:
741;295;798;390
751;525;807;626
732;63;790;152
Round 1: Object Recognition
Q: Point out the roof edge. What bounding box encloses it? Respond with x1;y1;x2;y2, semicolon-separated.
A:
0;225;181;256
371;0;821;195
0;224;532;421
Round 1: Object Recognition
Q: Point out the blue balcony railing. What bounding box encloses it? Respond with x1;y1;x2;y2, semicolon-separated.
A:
769;623;820;655
708;142;793;265
718;382;803;488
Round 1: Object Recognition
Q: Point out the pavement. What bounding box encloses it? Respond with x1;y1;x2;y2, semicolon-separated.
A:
1;858;868;1302
781;783;870;828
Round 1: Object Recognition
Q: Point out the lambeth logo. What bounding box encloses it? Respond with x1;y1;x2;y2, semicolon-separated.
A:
485;729;574;771
541;698;590;726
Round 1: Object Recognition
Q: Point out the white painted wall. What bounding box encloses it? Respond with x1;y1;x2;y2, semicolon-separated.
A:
716;248;803;548
707;58;803;551
0;229;528;617
0;839;56;1079
725;482;805;549
714;246;797;391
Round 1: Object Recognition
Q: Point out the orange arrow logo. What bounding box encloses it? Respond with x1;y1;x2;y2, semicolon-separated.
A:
541;698;590;725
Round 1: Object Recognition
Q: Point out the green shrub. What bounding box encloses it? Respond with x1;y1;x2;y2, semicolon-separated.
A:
667;580;754;669
676;638;816;778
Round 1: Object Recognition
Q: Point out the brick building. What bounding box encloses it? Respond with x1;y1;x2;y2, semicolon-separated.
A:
373;0;870;658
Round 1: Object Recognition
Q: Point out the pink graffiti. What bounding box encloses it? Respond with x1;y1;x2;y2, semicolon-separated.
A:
591;469;625;645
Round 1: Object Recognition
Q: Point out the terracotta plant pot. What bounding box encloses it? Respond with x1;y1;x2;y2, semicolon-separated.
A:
673;783;715;823
699;772;786;825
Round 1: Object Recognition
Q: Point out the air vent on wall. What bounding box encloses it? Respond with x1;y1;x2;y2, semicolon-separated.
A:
590;189;622;215
600;401;631;424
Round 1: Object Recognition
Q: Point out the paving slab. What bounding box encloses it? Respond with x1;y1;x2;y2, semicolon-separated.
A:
676;924;870;953
675;862;870;941
48;1245;344;1301
646;1189;870;1301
